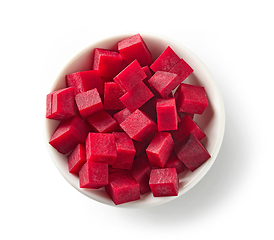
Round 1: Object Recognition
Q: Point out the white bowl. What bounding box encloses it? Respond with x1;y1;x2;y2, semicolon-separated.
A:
44;32;225;208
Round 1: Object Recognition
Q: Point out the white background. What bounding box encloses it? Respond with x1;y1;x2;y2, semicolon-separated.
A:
1;1;273;239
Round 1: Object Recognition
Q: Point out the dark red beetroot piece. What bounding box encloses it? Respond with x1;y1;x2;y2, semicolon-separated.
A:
105;171;140;205
113;59;147;92
79;161;108;189
120;109;157;142
49;115;90;154
146;132;174;168
169;58;194;84
112;132;136;170
85;132;117;165
46;87;75;120
117;34;153;67
156;98;178;131
165;151;186;174
175;83;208;115
149;168;179;197
150;46;180;72
103;82;125;110
68;144;86;174
66;70;103;96
75;88;103;118
92;48;124;78
174;134;211;172
142;66;153;87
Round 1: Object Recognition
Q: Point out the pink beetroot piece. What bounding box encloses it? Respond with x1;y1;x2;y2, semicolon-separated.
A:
103;82;125;110
169;58;194;84
105;171;140;205
149;168;179;197
85;132;117;165
46;87;75;120
142;66;153;87
68;143;86;174
146;131;174;168
79;161;108;189
113;108;131;125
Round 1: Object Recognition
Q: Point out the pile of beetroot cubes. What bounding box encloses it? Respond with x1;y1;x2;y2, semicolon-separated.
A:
46;34;211;205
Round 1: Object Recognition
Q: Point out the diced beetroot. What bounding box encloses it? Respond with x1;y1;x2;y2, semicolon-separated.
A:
49;115;90;154
112;132;136;169
130;153;151;194
113;59;147;92
174;134;211;172
174;83;208;114
142;66;153;87
79;161;108;189
177;111;194;120
119;82;154;112
169;58;194;84
75;88;103;118
149;168;179;197
117;34;153;67
156;98;178;131
85;132;117;165
68;143;86;174
146;132;174;168
105;171;140;205
103;82;125;110
133;139;151;158
165;151;186;174
148;71;180;98
113;108;131;125
150;46;180;72
171;114;206;142
92;48;124;78
46;87;75;120
86;110;118;133
120;109;157;142
139;97;157;122
66;70;103;96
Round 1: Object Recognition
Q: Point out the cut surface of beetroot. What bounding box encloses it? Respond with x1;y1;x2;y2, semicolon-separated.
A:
103;82;125;110
68;144;86;174
169;58;194;84
165;151;186;174
113;108;131;125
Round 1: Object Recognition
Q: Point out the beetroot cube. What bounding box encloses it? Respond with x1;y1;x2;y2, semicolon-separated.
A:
150;46;180;72
86;132;117;165
113;108;131;125
68;144;86;174
79;161;108;189
119;82;154;112
112;132;136;169
148;71;180;98
75;88;103;118
169;58;194;84
139;97;157;122
174;83;208;114
118;34;153;67
171;114;206;142
103;82;125;110
165;151;186;174
133;139;151;158
130;153;151;194
149;168;179;197
46;87;75;120
120;109;157;142
142;66;153;87
174;134;211;172
49;115;90;154
87;110;118;133
156;98;178;131
105;171;140;205
113;60;147;92
146;132;174;168
93;48;123;78
66;70;103;96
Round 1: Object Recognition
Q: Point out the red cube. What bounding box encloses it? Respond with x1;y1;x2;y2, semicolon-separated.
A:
174;134;211;172
169;58;194;84
46;87;75;120
146;132;174;168
165;151;187;174
113;59;147;92
142;66;153;87
174;83;208;114
150;46;180;72
156;98;178;131
75;88;103;118
103;82;125;110
92;48;123;78
118;34;153;67
105;171;140;205
85;132;117;165
79;161;108;189
120;109;157;142
112;132;136;169
66;70;103;96
68;144;86;174
113;108;131;125
149;168;179;197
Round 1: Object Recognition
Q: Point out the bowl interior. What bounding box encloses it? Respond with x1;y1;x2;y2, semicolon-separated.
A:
44;32;225;208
